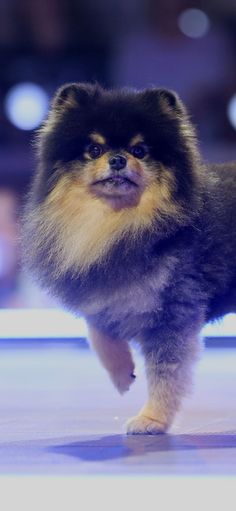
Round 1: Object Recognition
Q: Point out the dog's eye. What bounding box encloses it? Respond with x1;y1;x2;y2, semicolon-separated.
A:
130;144;148;159
87;143;103;159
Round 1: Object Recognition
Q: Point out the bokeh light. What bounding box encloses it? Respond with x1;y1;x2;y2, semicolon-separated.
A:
4;82;49;131
227;94;236;130
178;8;210;38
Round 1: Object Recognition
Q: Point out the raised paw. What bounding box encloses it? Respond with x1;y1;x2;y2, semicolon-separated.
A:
110;366;136;394
87;326;136;395
126;414;168;435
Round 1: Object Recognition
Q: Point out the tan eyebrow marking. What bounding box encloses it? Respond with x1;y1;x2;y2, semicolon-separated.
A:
129;134;144;146
90;132;106;145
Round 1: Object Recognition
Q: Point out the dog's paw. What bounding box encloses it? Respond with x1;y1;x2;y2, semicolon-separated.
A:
126;414;167;435
110;366;136;394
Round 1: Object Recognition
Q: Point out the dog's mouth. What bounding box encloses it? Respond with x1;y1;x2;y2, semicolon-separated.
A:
89;172;144;209
92;174;138;191
92;174;139;196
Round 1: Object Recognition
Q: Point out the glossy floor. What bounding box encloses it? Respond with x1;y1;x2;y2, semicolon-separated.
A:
0;340;235;477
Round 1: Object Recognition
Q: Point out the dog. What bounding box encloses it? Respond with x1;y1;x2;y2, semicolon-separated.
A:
23;82;236;434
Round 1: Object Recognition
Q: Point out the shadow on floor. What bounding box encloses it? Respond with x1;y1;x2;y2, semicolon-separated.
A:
49;432;236;462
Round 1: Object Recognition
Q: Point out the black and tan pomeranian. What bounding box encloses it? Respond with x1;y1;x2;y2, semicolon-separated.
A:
23;83;236;434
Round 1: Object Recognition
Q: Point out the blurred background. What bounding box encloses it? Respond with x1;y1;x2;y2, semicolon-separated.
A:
0;0;236;312
0;1;235;482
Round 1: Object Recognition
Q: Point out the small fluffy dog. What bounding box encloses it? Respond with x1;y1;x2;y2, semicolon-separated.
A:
23;83;236;434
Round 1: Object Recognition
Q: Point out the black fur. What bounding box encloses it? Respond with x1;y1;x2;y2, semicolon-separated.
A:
23;83;236;433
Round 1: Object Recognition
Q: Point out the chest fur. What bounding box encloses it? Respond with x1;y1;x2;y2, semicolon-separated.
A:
80;264;171;320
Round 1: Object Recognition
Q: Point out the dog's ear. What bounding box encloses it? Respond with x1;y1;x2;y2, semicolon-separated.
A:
52;82;101;110
141;88;186;116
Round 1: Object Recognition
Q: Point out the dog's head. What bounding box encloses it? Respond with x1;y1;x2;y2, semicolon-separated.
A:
37;82;200;210
25;83;202;276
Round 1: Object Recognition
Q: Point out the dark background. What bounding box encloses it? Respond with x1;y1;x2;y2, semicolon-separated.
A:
0;0;236;307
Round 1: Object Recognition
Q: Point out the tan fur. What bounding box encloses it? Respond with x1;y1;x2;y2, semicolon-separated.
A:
29;158;186;277
89;132;106;145
38;111;59;137
127;362;183;433
126;376;183;433
135;363;181;430
88;325;135;394
127;335;202;434
180;121;197;143
84;153;110;172
129;134;144;146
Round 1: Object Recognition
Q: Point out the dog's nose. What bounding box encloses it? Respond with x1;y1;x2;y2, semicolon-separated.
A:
109;155;127;171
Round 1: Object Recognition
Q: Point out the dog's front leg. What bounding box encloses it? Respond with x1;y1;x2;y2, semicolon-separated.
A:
127;326;202;434
87;324;136;394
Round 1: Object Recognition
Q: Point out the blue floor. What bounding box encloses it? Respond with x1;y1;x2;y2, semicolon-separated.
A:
0;341;235;476
0;340;235;510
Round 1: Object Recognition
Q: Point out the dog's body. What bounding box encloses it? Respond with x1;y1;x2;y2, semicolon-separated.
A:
23;83;236;433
